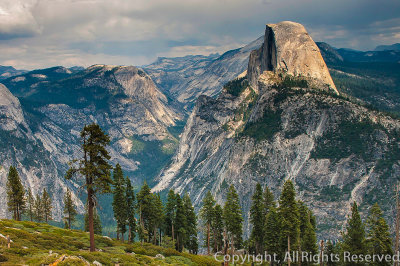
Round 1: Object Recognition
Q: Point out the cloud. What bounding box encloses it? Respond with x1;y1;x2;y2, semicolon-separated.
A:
0;0;399;69
0;0;42;39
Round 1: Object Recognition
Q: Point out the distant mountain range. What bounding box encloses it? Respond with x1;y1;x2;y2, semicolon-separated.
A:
316;42;400;115
0;66;28;80
375;43;400;51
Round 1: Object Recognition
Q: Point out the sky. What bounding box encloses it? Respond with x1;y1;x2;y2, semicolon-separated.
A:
0;0;399;70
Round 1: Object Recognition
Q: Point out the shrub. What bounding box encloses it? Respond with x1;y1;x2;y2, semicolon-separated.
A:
224;77;249;97
0;254;8;262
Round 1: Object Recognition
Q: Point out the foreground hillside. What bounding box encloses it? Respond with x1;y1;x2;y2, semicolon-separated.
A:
0;219;218;265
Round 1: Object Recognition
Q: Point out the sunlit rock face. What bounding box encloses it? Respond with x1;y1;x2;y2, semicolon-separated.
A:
248;21;337;94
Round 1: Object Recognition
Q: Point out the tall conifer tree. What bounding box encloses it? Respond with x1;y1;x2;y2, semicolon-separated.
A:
223;185;243;253
212;204;224;252
6;166;25;220
42;188;52;223
342;202;367;266
175;194;187;252
125;177;136;242
66;123;112;252
250;183;265;254
26;188;35;222
263;185;275;215
63;188;77;229
34;193;43;222
183;194;198;254
366;203;393;266
200;191;216;255
278;180;300;258
137;181;152;243
264;207;281;264
165;190;177;241
298;201;317;264
112;164;127;240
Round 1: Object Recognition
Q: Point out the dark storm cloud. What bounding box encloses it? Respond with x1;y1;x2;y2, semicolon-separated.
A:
0;0;399;69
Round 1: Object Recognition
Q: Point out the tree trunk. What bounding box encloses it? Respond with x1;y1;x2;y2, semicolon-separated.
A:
154;227;157;245
223;230;228;266
88;189;95;252
172;223;174;242
213;229;217;252
68;215;71;229
230;235;234;257
319;240;324;266
207;223;210;255
288;235;291;266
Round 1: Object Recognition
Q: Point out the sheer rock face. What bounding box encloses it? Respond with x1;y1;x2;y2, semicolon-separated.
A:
0;84;25;130
248;21;337;93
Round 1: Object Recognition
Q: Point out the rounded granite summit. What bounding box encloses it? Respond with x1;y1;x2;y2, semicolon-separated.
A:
248;21;338;94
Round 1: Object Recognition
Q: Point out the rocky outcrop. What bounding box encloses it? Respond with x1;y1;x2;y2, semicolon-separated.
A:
0;84;25;130
248;21;337;93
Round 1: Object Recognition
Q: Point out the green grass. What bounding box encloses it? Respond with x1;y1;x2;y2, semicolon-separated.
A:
0;219;219;265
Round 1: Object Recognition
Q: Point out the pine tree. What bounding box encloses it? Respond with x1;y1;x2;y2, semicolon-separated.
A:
200;191;215;255
366;203;393;266
342;202;367;266
175;194;187;252
263;185;275;215
278;180;300;258
63;188;77;229
112;164;127;241
183;194;198;254
42;188;52;223
26;188;35;222
125;177;136;243
298;201;317;265
325;240;337;266
212;204;224;252
223;185;243;253
136;181;152;243
165;190;177;241
149;193;164;245
264;207;281;264
250;183;265;254
85;207;102;235
34;193;43;222
6;166;26;220
66;123;112;252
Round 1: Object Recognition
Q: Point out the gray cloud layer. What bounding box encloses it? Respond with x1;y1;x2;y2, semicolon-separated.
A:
0;0;399;69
